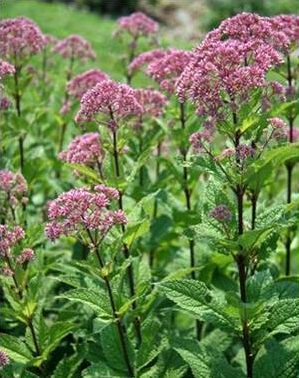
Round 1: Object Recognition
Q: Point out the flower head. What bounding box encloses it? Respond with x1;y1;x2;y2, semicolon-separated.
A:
0;224;25;256
0;60;15;79
128;48;167;75
134;88;168;118
0;170;28;211
117;12;159;37
59;133;105;166
0;350;9;368
130;48;192;94
15;248;35;264
208;206;232;221
269;15;299;52
0;17;45;61
52;34;96;63
67;69;109;99
177;37;282;118
45;187;126;242
75;79;143;126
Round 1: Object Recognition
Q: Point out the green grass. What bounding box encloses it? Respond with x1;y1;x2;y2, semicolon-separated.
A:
1;0;127;80
1;0;193;86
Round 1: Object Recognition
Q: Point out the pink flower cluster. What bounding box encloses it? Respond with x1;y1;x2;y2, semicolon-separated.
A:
0;224;25;257
67;69;109;99
177;37;282;118
0;60;15;79
59;133;105;166
15;248;35;265
117;12;159;37
45;187;126;242
0;170;28;209
268;117;289;141
75;79;143;126
270;15;299;52
43;34;58;47
128;48;167;74
268;117;286;129
130;48;193;94
52;35;96;63
0;350;9;367
236;143;255;160
135;88;168;118
208;206;232;221
0;17;45;62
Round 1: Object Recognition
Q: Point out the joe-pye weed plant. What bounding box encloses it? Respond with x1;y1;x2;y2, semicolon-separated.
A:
0;6;299;378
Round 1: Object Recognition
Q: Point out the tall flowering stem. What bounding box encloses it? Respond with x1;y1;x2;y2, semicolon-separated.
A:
179;102;202;341
45;187;134;375
111;123;142;344
268;15;299;275
0;225;42;372
52;35;96;151
0;17;45;174
76;79;143;343
116;12;159;84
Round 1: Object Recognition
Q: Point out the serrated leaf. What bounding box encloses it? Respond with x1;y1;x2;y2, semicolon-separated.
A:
51;349;85;378
159;280;239;332
173;338;246;378
58;288;112;319
82;362;128;377
253;337;299;378
100;323;134;374
266;299;299;335
0;334;32;364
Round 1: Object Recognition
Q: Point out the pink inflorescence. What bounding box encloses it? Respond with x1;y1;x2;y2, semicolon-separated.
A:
128;48;167;75
75;79;143;126
177;36;282;119
45;187;127;242
0;350;9;368
59;133;105;166
146;49;193;94
189;127;214;153
134;88;168;118
130;48;192;94
67;69;109;99
208;206;232;221
43;34;58;47
268;117;287;129
0;60;15;79
15;248;35;264
117;12;159;37
52;35;96;63
270;15;299;52
0;170;28;208
0;224;25;257
0;17;45;61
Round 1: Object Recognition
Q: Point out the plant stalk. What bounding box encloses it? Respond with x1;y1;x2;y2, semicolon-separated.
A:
111;127;142;345
285;54;294;276
94;247;134;377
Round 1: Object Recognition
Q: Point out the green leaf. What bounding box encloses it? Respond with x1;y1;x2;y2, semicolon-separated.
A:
0;334;32;364
100;323;134;373
82;362;128;377
137;317;162;369
253;337;299;378
266;299;299;335
173;338;246;378
42;322;77;358
159;280;239;332
58;288;112;319
51;349;85;378
66;163;101;182
123;218;150;247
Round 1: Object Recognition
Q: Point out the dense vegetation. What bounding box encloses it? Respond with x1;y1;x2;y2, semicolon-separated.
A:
0;2;298;378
